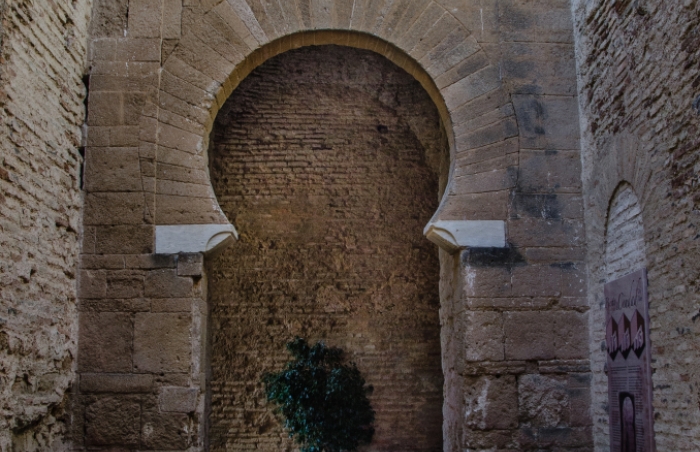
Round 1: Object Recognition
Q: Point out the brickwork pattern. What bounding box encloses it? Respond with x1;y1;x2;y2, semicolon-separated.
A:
606;184;645;280
572;0;700;450
0;0;91;449
207;46;446;452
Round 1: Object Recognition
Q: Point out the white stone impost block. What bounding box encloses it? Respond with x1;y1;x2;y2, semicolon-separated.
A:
423;220;506;253
155;224;239;255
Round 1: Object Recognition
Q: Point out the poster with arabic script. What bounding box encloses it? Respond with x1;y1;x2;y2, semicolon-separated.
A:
604;268;655;452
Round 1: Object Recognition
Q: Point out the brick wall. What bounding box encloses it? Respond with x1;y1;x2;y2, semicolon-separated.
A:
0;0;91;449
572;0;700;450
207;45;447;452
606;184;646;280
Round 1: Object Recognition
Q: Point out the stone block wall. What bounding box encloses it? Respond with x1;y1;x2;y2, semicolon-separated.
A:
77;1;592;450
572;0;700;450
0;0;91;449
75;253;207;450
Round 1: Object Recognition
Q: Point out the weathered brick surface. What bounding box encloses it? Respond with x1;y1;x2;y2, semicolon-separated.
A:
207;46;447;452
0;0;91;449
573;0;700;450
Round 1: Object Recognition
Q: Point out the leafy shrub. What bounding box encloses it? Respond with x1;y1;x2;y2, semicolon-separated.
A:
262;337;375;452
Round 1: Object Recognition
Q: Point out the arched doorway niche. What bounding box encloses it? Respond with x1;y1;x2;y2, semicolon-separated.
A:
205;43;449;451
150;20;514;451
153;28;513;241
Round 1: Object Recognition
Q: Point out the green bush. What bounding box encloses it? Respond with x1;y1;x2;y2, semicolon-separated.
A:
262;337;375;452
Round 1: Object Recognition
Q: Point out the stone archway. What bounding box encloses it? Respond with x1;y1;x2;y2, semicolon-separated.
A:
78;1;593;450
148;13;516;449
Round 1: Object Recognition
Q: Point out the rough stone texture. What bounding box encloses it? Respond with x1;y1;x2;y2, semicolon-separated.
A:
572;0;700;450
74;0;597;449
0;0;609;450
0;0;91;450
0;0;686;449
74;253;206;451
207;46;447;452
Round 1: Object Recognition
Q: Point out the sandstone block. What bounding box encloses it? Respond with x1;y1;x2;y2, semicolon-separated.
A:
133;312;191;373
144;269;193;298
512;94;581;150
435;50;491;90
157;179;212;198
518;150;583;192
81;254;126;270
90;0;129;38
155;193;227;224
128;0;163;38
79;270;107;298
195;14;251;65
508;218;585;248
141;410;190;449
438;191;509;220
88;92;123;126
462;311;505;362
453;168;517;194
393;2;444;53
483;42;577;96
504;311;588;360
454;103;516;139
80;373;154;393
79;312;133;373
159;386;199;412
510;264;563;298
381;0;429;41
177;253;203;276
84;192;146;226
455;137;519;167
125;253;178;269
151;298;194;312
117;38;161;62
162;0;182;39
172;34;234;83
95;225;154;254
463;266;511;298
106;271;145;299
214;0;264;47
443;65;501;113
85;147;142;193
463;375;519;430
455;116;519;151
109;125;141;147
518;374;569;427
410;13;461;62
511;193;584;220
85;396;141;446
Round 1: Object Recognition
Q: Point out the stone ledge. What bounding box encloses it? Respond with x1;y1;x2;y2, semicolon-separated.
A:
155;224;238;255
423;220;507;252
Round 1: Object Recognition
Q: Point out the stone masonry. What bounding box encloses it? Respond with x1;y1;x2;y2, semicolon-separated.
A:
0;0;698;451
0;1;91;450
75;1;592;450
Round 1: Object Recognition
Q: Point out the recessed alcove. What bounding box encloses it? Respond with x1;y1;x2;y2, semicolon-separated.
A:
206;45;448;451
